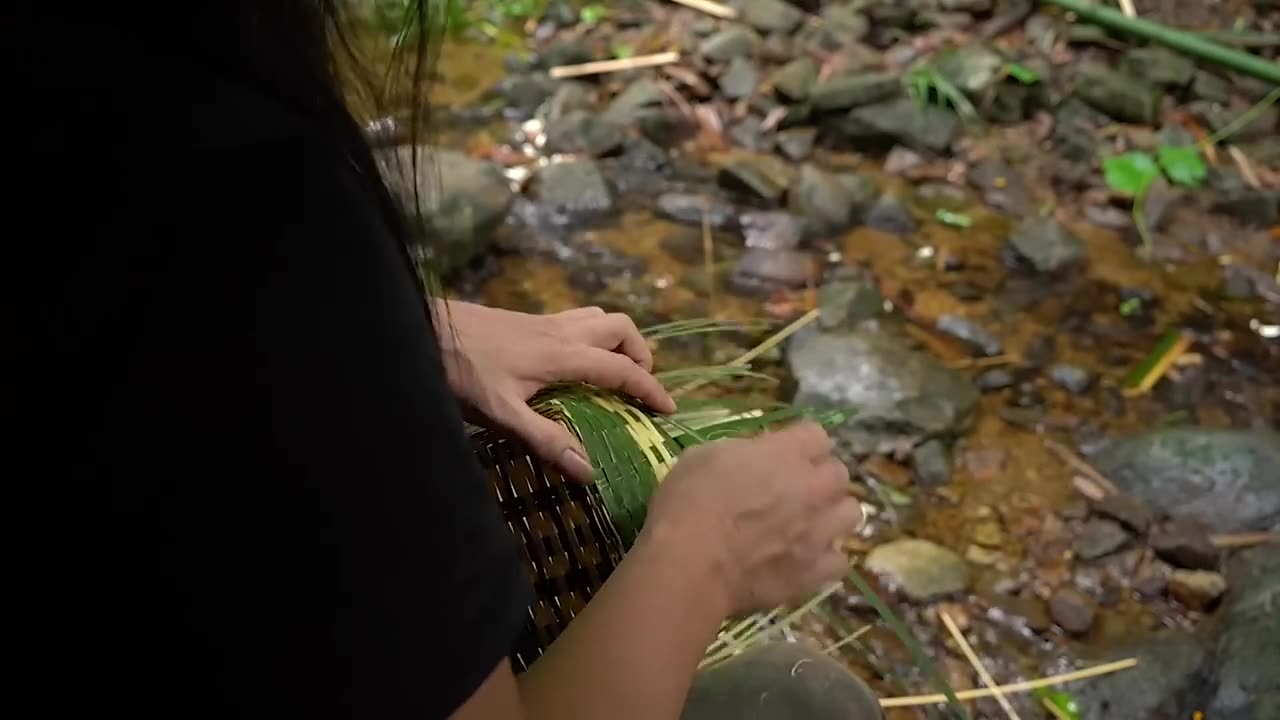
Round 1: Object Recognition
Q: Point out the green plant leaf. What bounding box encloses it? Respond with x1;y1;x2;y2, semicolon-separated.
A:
1003;62;1040;84
1103;151;1160;196
935;208;973;228
1118;296;1143;317
1033;688;1083;720
579;4;606;24
612;43;635;59
1157;145;1208;187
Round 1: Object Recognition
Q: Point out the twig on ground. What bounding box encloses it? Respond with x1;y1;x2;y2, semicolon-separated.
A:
669;0;737;20
822;624;874;655
1211;532;1280;549
947;354;1019;370
549;51;680;79
940;611;1022;720
1117;0;1137;19
878;658;1139;708
1227;146;1263;190
1071;475;1109;501
1044;438;1120;495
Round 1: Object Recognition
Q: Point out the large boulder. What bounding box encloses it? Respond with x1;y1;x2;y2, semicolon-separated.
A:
1072;631;1212;720
378;146;513;273
1209;546;1280;719
1091;428;1280;532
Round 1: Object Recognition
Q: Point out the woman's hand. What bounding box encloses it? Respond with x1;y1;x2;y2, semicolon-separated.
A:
433;300;676;484
639;422;863;617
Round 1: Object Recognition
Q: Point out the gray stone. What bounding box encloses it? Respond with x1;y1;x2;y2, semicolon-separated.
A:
864;195;917;235
817;270;883;330
1168;569;1227;611
1048;363;1093;394
603;80;665;122
700;25;760;62
1191;70;1233;103
1074;63;1162;124
1212;188;1279;229
936;43;1006;96
717;158;788;204
912;439;953;487
1121;46;1196;89
1006;217;1086;273
1073;631;1210;719
1151;518;1220;570
1075;518;1131;560
544;110;625;156
844;97;960;153
739;0;804;34
1190;100;1279;143
729;248;820;295
819;5;869;46
1091;428;1280;532
378;146;513;273
788;326;980;451
789;165;874;234
810;72;901;111
864;538;970;602
719;57;761;100
935;315;1002;356
531;159;614;218
775;127;818;161
539;81;596;121
1049;587;1096;634
740;211;804;250
656;193;737;229
1209;546;1280;719
495;73;557;118
1092;492;1152;534
770;57;818;101
728;116;772;152
974;368;1014;392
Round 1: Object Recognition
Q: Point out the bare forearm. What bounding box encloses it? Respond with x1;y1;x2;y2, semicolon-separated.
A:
516;522;730;720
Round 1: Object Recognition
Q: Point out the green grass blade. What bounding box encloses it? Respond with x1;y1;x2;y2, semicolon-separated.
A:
654;365;779;386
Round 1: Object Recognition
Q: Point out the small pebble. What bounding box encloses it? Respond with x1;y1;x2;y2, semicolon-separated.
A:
975;368;1015;392
1049;363;1094;394
1049;587;1097;635
1167;569;1227;611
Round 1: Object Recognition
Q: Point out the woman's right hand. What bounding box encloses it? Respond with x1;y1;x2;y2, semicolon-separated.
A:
640;422;863;617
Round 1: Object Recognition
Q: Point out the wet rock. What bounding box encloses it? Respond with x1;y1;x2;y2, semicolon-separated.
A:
1134;559;1172;598
844;97;960;153
700;25;760;62
719;56;761;100
566;243;648;293
378;146;513;273
788;326;980;452
817;271;883;330
1211;187;1279;228
717;157;789;204
1074;631;1210;719
1209;546;1280;719
770;57;818;102
810;72;901;111
728;116;772;152
544;110;625;156
990;594;1051;633
936;43;1005;97
1121;46;1196;90
968;158;1032;216
1049;587;1096;635
1092;428;1280;532
530;159;613;218
739;0;804;34
603;79;665;122
1075;518;1131;560
864;195;917;235
864;538;970;602
1150;519;1219;571
1006;217;1086;273
495;73;556;119
1168;569;1227;611
1191;70;1232;103
1091;492;1152;534
974;368;1014;392
1073;63;1162;124
819;5;869;47
656;193;737;229
970;521;1004;548
866;2;914;28
1048;363;1093;394
789;165;873;234
611;135;670;176
728;248;820;295
912;439;952;487
540;39;592;68
935;315;1002;356
775;127;818;161
740;211;804;250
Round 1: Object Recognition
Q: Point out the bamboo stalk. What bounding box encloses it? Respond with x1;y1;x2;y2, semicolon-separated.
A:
940;611;1022;720
549;51;680;79
1042;0;1280;84
669;0;738;20
879;658;1139;708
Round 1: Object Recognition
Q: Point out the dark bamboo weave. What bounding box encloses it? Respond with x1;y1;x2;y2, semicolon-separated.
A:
472;429;627;671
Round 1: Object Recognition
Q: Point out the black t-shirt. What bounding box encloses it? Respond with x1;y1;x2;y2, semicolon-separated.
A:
12;13;531;719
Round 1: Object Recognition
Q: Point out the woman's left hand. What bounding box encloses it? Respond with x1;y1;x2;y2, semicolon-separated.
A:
433;300;677;484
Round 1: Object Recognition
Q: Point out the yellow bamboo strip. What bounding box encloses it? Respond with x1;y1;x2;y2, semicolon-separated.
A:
549;51;680;79
670;0;738;19
940;611;1022;720
879;658;1139;708
672;308;821;398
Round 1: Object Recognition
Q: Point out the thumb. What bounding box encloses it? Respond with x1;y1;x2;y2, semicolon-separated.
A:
505;402;596;484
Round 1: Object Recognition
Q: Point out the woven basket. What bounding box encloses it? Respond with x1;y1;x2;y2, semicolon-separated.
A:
473;428;628;671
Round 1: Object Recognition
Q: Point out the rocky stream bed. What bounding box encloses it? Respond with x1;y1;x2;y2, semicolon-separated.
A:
357;0;1279;717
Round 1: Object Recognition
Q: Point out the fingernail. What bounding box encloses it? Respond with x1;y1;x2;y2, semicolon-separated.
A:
561;447;595;483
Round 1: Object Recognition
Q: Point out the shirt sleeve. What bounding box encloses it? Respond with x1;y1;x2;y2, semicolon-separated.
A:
180;134;533;717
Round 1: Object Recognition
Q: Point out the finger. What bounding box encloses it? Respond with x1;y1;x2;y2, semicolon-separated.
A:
575;313;655;372
763;421;833;461
556;348;677;413
812;549;854;586
809;457;852;500
556;306;607;321
813;497;865;546
499;400;597;485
